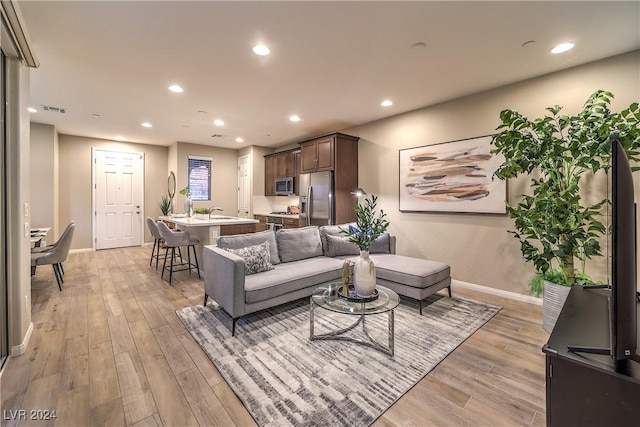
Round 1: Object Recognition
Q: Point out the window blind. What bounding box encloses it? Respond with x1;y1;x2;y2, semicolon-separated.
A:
188;156;212;201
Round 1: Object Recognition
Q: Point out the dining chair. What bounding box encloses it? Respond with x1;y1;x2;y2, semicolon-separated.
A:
31;222;75;291
31;221;75;275
156;221;200;284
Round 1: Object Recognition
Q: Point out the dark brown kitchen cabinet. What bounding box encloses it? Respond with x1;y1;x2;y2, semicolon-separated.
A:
264;149;300;196
276;151;296;178
299;133;357;174
293;150;301;195
254;215;268;232
264;156;276;196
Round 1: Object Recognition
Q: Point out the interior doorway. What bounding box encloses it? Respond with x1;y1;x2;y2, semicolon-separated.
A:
93;149;144;250
237;155;250;218
0;48;8;367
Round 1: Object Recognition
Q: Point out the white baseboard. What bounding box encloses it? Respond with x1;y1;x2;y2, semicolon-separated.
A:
452;279;542;306
11;322;33;356
69;248;94;254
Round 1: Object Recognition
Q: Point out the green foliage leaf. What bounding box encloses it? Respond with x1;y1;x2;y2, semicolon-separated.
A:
490;90;640;283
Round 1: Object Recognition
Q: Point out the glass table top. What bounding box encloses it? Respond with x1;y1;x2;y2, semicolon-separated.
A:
311;283;400;315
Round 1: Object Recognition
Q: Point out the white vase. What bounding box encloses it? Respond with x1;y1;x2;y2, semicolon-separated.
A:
185;195;193;217
353;250;376;297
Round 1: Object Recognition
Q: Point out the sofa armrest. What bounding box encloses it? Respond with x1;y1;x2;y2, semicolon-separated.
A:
389;235;397;254
203;245;247;318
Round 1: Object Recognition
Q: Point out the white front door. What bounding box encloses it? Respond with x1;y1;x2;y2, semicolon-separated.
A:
237;155;250;218
93;149;144;250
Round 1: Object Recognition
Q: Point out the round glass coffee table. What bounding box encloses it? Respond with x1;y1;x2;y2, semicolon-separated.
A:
309;283;400;356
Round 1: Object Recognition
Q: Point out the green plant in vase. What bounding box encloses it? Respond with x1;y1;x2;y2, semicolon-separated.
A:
491;90;640;332
340;194;390;297
179;186;193;216
159;195;171;216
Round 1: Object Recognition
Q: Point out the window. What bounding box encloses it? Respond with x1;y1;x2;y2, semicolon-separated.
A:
188;156;212;201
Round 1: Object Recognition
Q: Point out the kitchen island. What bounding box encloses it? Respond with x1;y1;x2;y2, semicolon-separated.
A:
159;215;258;273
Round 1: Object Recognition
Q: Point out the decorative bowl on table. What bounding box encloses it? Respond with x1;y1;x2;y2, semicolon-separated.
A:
337;284;379;303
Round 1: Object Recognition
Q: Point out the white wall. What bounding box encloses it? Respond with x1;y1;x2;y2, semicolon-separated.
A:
344;51;640;296
30;123;58;240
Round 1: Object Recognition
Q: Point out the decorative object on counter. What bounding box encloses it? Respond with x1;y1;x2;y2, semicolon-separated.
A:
340;194;390;297
192;207;209;220
180;186;193;217
168;171;176;213
340;260;351;295
159;195;171;216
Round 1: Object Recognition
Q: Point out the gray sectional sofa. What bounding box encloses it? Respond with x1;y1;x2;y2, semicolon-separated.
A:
203;224;451;335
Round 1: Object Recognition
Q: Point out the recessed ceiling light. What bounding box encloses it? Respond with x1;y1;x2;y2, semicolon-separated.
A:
168;84;183;93
115;136;125;141
253;44;270;56
381;100;393;107
213;119;225;127
551;42;574;54
141;122;152;128
92;113;101;118
410;42;426;51
28;107;37;113
289;115;301;122
236;137;244;143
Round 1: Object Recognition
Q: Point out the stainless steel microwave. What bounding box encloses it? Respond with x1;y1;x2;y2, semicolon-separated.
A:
275;177;294;195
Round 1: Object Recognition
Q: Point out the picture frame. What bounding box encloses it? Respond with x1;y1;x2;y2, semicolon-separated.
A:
398;135;507;214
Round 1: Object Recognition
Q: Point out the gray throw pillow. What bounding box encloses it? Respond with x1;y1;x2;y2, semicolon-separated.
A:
276;226;323;262
370;233;391;254
319;223;356;255
217;230;280;265
226;241;275;275
325;234;360;257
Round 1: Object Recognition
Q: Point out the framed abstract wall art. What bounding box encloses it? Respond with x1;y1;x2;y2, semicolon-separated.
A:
398;135;507;214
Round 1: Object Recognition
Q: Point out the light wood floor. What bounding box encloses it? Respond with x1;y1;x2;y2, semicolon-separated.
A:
1;246;547;426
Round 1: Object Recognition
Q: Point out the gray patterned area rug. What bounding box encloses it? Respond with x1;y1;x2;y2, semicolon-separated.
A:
176;294;501;427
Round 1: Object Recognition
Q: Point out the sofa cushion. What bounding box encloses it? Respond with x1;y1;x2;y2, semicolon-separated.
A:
319;223;356;255
226;241;274;275
325;234;359;257
276;226;323;263
370;233;391;254
366;254;451;289
217;230;280;265
244;257;344;304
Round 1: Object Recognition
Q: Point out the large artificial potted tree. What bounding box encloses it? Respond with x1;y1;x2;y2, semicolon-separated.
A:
491;90;640;332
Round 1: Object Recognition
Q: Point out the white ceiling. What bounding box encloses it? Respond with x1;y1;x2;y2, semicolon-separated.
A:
18;1;640;149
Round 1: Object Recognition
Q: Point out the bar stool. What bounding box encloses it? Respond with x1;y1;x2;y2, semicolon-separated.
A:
156;221;200;284
146;217;166;269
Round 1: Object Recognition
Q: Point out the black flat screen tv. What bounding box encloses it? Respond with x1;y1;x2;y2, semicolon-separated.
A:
610;138;637;361
568;139;638;365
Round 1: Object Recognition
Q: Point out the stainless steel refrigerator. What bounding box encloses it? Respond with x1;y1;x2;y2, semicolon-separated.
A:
299;171;334;227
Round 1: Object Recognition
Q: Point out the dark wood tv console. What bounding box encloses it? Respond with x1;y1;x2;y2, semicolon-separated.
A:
543;286;640;426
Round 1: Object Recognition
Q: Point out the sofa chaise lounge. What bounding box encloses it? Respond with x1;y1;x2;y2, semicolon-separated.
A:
203;225;451;335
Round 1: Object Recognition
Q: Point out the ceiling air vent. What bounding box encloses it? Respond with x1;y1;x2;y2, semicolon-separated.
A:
211;134;226;138
42;105;66;114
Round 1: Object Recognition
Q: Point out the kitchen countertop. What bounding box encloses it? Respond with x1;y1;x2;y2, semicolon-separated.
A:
159;215;259;227
254;212;299;219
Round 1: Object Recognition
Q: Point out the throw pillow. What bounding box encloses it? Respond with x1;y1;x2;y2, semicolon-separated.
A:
370;233;391;254
217;230;280;265
276;226;323;262
227;241;275;275
325;234;360;257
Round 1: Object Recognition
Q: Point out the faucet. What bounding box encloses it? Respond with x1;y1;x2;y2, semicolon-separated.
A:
208;206;223;220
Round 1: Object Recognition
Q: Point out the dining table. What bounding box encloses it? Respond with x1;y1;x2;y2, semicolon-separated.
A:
30;227;51;248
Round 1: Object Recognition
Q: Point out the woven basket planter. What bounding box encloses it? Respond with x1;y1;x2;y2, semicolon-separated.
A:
542;280;572;333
